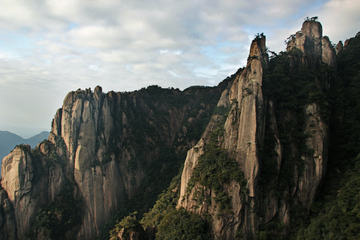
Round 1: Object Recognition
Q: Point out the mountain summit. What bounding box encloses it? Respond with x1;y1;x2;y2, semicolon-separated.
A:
1;20;360;240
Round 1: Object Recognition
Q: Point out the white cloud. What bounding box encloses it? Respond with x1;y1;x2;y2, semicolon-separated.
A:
317;0;360;42
0;0;359;136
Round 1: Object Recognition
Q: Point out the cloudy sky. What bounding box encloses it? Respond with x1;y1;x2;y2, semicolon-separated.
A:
0;0;359;138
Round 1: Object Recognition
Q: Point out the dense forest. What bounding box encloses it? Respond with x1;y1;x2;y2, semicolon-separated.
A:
294;32;360;240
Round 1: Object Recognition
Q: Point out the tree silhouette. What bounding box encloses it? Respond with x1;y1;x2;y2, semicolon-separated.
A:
311;16;318;21
305;16;319;21
255;32;265;40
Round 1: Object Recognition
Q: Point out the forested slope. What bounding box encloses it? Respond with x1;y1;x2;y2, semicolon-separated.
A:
108;22;360;240
294;32;360;240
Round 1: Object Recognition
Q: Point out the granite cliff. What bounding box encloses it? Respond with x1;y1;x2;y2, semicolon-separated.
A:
0;84;229;239
177;19;335;239
1;19;358;240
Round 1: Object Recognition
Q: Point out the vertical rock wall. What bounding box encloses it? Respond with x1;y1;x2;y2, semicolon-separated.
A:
1;84;226;239
178;20;333;239
0;143;66;240
178;36;267;239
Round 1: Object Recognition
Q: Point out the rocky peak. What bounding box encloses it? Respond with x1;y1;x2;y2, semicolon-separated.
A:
286;20;322;67
177;20;333;240
286;20;336;69
322;36;337;68
1;146;33;204
249;35;268;66
178;34;268;240
335;41;343;54
301;20;322;39
0;144;66;239
343;32;360;50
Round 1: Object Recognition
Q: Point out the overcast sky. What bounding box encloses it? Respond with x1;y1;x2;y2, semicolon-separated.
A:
0;0;359;138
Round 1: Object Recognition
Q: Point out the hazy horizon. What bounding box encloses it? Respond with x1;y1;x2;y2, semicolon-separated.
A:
0;128;50;139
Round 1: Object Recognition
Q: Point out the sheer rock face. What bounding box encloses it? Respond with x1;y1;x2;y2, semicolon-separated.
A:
1;147;33;204
178;36;267;240
335;41;343;54
285;22;330;210
322;36;337;68
1;84;224;239
298;103;328;207
223;37;267;238
178;138;206;209
49;87;221;239
226;37;266;197
287;20;336;69
178;21;332;240
0;144;66;240
1;147;38;239
0;190;16;240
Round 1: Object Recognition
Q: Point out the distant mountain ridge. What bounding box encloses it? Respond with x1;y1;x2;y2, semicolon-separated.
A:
0;130;50;176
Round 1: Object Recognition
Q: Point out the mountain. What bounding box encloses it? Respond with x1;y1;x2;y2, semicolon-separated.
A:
0;19;359;240
0;131;23;165
26;131;51;147
176;20;333;239
0;131;50;177
0;82;230;240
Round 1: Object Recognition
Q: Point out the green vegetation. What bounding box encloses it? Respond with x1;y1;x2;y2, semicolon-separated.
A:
103;79;238;239
304;16;318;21
27;185;83;240
261;46;331;196
82;32;360;240
259;115;278;188
14;139;64;185
330;32;360;165
12;32;360;240
13;140;84;239
296;156;360;239
109;212;145;240
256;219;285;240
156;208;211;240
141;171;182;229
123;32;360;239
257;33;339;236
141;172;211;240
102;77;239;240
186;106;247;210
97;82;232;240
109;169;211;239
96;147;189;240
14;143;31;152
128;147;185;212
290;32;360;239
30;146;46;184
